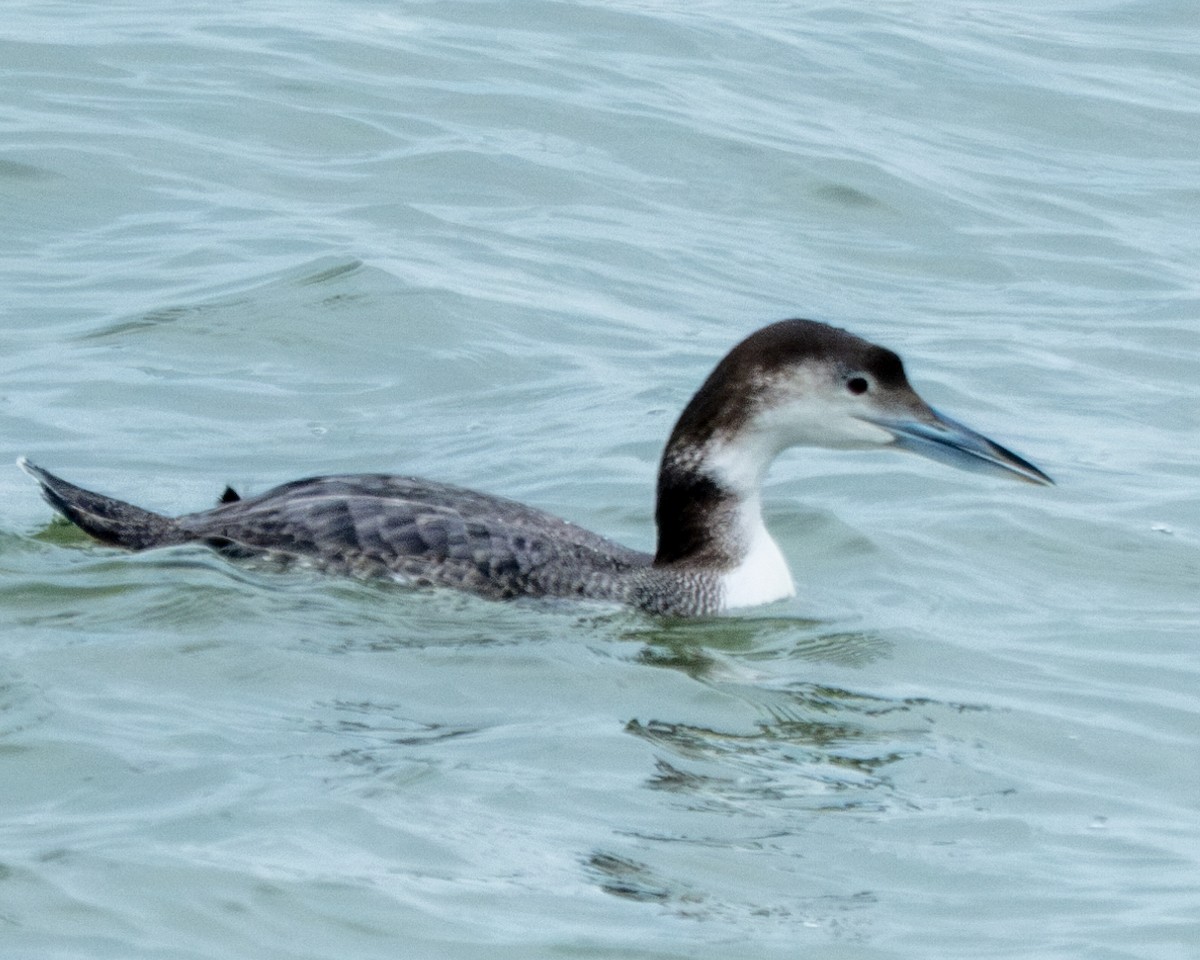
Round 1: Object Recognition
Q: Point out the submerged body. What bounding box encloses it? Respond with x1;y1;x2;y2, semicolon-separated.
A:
20;319;1052;616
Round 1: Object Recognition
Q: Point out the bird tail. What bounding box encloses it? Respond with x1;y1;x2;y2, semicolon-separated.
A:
18;457;189;550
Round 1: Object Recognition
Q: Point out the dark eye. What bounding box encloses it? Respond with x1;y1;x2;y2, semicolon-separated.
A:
846;375;870;395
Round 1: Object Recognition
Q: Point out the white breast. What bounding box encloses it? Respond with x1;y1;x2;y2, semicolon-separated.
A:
717;505;795;610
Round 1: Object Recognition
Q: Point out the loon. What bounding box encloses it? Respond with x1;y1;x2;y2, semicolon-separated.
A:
19;319;1051;617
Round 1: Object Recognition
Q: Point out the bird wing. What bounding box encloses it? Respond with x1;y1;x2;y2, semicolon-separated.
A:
177;474;651;599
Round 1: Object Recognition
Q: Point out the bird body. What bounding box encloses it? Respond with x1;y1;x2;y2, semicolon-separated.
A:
20;319;1051;616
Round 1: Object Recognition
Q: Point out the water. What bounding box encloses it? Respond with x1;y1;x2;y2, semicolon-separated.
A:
2;2;1198;957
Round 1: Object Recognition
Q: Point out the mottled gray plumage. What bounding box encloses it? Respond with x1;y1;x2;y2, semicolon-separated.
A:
21;463;730;615
189;474;657;599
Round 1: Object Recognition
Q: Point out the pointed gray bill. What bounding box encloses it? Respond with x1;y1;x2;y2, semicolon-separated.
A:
866;408;1054;486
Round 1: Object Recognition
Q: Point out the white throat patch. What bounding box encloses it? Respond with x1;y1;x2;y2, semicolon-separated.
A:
717;505;795;610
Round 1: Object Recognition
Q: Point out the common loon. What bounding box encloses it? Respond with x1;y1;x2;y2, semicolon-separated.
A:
19;319;1051;617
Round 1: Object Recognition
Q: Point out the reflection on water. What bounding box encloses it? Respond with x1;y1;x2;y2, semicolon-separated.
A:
625;692;917;815
584;852;682;904
633;627;895;680
584;845;879;935
587;618;996;932
618;613;993;826
622;615;893;675
622;616;915;807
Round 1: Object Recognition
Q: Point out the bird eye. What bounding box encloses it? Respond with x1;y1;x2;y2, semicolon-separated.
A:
846;375;870;395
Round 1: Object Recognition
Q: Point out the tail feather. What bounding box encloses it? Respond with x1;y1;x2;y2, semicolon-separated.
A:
18;457;188;550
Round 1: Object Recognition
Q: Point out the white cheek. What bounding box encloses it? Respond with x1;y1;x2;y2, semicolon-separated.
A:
759;394;895;450
703;393;896;496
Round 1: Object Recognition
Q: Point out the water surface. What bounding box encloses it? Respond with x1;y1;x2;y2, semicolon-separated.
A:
2;2;1198;958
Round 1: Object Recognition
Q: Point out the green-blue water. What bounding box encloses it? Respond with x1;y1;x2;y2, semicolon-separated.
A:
2;2;1197;958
